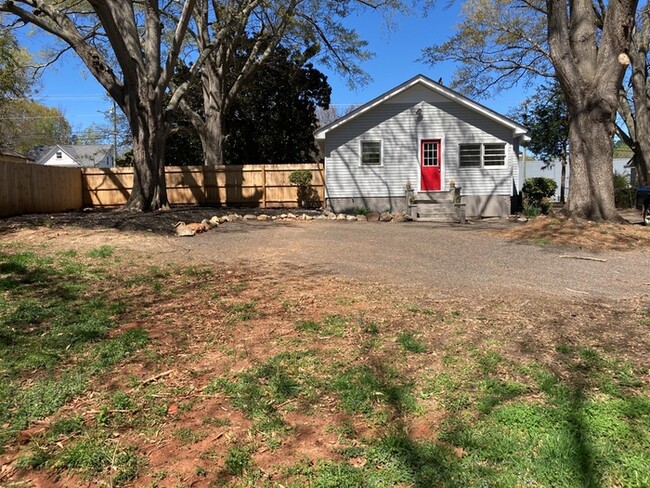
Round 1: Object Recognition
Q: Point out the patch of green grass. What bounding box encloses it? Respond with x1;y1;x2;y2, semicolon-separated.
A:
225;301;262;323
87;245;114;259
54;435;143;484
174;427;206;445
296;320;321;333
331;365;416;417
0;249;149;453
224;444;253;476
397;332;427;353
206;352;322;439
321;314;350;336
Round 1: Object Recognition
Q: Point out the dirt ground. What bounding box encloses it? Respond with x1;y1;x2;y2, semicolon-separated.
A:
0;208;649;487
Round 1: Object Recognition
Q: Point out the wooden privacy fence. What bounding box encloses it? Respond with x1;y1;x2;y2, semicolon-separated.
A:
82;163;325;208
0;161;82;217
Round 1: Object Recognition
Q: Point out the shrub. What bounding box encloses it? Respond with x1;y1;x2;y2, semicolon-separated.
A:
613;172;635;208
289;170;314;208
522;177;557;215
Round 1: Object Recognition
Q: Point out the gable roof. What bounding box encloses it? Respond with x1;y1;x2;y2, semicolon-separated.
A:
315;74;528;141
33;144;113;167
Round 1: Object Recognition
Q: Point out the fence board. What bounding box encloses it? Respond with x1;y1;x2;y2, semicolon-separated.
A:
0;161;82;217
81;164;324;208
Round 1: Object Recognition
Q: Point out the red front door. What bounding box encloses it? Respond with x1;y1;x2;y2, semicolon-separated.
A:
421;139;441;191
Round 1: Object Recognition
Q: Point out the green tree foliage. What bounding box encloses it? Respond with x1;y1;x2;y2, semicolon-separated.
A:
515;82;569;202
423;0;637;221
0;99;71;154
522;177;557;215
421;0;551;100
224;45;330;164
166;42;330;166
0;27;30;105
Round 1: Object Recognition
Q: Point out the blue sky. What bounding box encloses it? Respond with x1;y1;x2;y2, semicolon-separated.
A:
16;4;532;136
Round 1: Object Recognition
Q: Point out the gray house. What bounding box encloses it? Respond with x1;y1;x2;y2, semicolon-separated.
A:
28;144;115;168
315;75;529;219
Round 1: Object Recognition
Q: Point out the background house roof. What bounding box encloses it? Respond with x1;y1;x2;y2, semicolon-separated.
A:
315;74;529;141
29;144;113;167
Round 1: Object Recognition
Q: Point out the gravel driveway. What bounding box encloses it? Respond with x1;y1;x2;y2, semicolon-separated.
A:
178;220;649;301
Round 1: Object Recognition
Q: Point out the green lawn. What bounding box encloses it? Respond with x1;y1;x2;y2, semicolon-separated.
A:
1;242;649;487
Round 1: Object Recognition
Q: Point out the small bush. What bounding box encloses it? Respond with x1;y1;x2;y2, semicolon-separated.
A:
613;172;635;208
522;177;557;215
289;170;315;208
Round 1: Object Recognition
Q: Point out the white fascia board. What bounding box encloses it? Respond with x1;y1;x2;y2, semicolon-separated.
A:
315;74;528;140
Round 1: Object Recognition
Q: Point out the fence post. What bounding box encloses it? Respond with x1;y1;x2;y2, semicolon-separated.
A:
262;164;267;208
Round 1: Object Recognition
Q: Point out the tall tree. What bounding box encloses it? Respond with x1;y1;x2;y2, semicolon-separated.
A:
165;42;330;165
0;26;30;106
616;5;650;185
177;0;388;166
547;0;637;220
423;0;639;220
0;99;72;153
224;44;330;164
515;83;569;202
0;0;202;211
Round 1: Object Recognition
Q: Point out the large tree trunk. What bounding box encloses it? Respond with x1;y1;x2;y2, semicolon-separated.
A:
201;68;227;166
123;91;170;211
547;0;637;221
566;100;618;219
198;112;225;167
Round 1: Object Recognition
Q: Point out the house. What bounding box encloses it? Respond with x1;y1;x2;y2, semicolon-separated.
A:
0;150;30;165
518;158;636;201
315;75;529;219
28;144;115;168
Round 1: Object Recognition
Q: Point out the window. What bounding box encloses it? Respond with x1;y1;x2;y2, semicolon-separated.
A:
483;144;506;166
422;141;440;166
56;151;63;159
360;141;382;166
459;143;506;168
459;144;481;167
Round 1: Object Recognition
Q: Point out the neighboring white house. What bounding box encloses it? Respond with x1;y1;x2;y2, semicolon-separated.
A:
518;158;635;201
315;74;529;218
29;144;115;168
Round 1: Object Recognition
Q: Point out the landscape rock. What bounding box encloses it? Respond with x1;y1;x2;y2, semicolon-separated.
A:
257;214;269;221
392;212;408;222
346;215;357;221
379;212;393;222
336;214;347;220
323;209;336;218
243;214;257;220
356;215;368;222
367;212;380;222
286;213;297;219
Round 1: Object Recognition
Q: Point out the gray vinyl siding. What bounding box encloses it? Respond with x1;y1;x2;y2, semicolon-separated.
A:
324;97;518;199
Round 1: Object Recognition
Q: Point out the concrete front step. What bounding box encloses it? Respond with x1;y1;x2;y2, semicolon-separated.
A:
416;190;454;203
415;201;466;223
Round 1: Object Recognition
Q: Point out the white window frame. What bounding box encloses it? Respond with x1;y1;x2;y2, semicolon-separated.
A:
459;143;507;168
359;140;383;167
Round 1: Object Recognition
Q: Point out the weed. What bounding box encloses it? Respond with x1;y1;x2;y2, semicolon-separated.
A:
174;427;206;444
322;314;349;336
224;445;253;476
332;365;416;416
182;265;212;277
87;245;114;259
296;320;321;332
363;322;380;335
397;332;427;353
225;301;261;323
